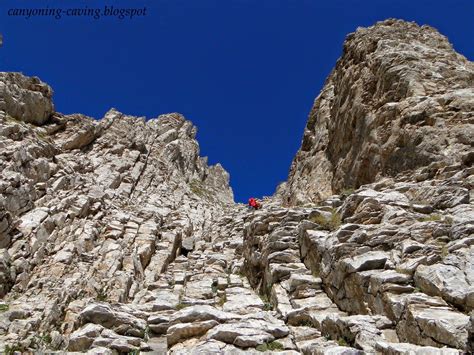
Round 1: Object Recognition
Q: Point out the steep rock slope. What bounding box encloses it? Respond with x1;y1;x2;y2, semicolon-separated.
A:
281;19;474;205
0;73;237;352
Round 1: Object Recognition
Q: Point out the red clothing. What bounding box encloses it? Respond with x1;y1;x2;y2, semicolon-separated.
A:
248;198;259;209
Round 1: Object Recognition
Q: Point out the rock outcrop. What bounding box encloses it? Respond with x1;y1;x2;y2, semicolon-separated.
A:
1;19;473;354
281;19;474;205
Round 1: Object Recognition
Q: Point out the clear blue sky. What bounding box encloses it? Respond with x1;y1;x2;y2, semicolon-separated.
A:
1;0;473;202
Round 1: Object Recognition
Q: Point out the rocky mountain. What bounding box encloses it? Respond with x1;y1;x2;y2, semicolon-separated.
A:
280;19;474;205
0;19;473;354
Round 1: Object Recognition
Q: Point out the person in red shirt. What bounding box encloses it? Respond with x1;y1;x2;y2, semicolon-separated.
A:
248;197;261;210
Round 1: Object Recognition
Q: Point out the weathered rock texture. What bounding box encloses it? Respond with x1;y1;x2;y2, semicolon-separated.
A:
1;19;473;354
282;19;474;205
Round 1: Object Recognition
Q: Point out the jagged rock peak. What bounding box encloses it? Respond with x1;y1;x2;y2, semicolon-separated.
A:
0;72;54;125
281;19;474;205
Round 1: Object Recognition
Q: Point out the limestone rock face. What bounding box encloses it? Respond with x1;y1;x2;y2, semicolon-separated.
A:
0;72;54;125
0;73;236;353
281;19;474;205
1;19;473;354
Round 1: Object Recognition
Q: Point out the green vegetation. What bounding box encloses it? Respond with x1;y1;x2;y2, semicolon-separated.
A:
412;287;421;293
217;293;227;307
189;179;214;201
4;114;20;124
211;280;218;293
340;188;355;197
417;214;442;222
295;319;313;327
32;333;52;348
256;341;284;351
35;130;50;142
95;287;107;302
5;344;26;355
176;292;189;310
263;302;273;311
127;349;140;355
310;209;342;231
143;325;150;342
176;302;188;310
40;333;52;344
190;179;205;196
337;338;348;346
417;213;454;226
395;267;411;275
259;293;273;311
0;303;9;312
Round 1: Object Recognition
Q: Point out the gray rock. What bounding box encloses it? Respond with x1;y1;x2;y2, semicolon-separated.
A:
0;72;54;125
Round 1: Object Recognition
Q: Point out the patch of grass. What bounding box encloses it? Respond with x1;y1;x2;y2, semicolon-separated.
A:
340;188;355;197
40;333;52;344
176;302;188;310
412;287;421;293
255;344;267;352
4;114;20;124
217;293;227;307
0;304;9;312
256;341;284;352
190;179;205;196
295;319;313;327
395;267;411;275
127;349;140;355
337;338;348;346
259;293;273;311
143;325;150;342
310;209;342;231
5;344;26;355
33;333;52;348
441;245;449;258
35;130;50;142
267;341;284;351
417;214;442;222
418;214;454;226
189;179;214;201
95;287;107;302
263;302;273;311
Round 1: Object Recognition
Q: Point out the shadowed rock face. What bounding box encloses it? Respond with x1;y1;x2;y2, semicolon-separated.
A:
0;72;54;125
281;19;474;205
1;19;473;355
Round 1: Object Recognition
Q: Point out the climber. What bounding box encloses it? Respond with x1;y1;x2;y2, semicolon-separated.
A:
248;197;261;210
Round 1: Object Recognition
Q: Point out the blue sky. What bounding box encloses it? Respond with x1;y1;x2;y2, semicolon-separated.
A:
1;0;473;202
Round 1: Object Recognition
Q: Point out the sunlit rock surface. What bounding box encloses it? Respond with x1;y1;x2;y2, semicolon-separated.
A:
1;19;473;354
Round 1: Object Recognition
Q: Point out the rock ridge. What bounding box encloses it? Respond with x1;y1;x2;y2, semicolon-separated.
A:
281;18;474;205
